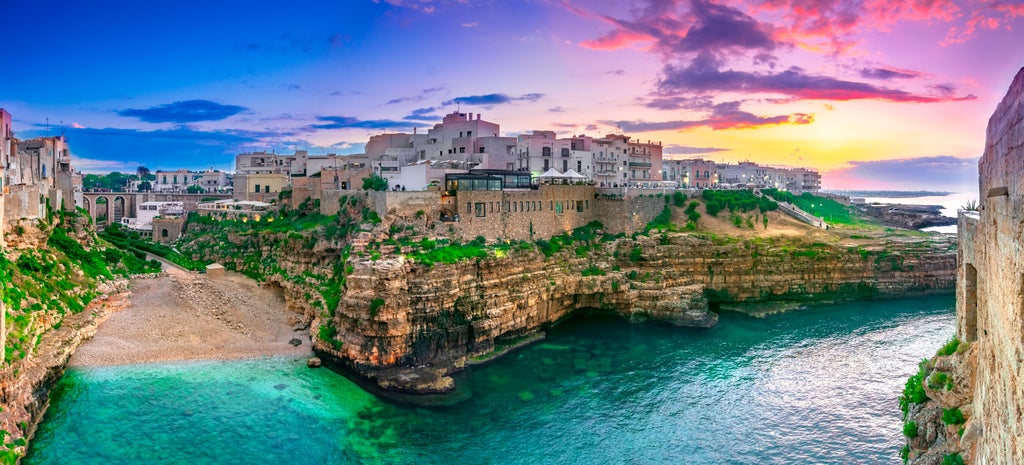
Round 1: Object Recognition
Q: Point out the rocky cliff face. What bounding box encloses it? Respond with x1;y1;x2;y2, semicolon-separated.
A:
903;66;1024;465
319;233;954;392
181;203;956;395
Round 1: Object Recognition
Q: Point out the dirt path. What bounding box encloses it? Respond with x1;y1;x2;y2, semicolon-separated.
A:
70;267;311;366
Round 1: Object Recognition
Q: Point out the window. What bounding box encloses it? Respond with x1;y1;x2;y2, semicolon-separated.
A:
459;147;466;153
561;148;570;157
265;185;270;193
467;131;472;137
161;229;169;238
467;202;472;213
543;160;549;171
562;160;568;172
513;202;518;212
255;184;261;193
475;202;486;217
577;201;584;212
555;201;563;214
542;147;551;157
577;161;582;172
479;146;486;153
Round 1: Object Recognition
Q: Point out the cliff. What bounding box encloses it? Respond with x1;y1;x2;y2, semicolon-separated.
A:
902;66;1024;465
180;206;956;394
0;209;157;463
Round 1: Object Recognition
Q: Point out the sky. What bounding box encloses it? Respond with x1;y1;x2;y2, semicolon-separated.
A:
4;0;1024;192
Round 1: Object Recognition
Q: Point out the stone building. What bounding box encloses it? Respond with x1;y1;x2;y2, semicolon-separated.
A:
953;66;1024;465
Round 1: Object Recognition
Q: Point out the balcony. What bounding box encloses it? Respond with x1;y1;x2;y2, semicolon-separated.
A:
628;162;652;168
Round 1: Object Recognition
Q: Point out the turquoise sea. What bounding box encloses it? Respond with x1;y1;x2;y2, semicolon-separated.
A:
25;295;954;465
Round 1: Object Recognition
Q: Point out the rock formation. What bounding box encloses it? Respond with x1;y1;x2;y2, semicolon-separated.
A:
903;66;1024;465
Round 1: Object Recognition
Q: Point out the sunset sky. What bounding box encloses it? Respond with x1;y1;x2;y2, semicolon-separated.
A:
4;0;1023;192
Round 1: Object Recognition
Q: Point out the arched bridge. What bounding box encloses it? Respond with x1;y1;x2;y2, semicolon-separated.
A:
79;192;232;228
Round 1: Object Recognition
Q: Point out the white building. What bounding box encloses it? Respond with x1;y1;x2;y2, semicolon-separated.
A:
153;169;229;193
120;201;184;236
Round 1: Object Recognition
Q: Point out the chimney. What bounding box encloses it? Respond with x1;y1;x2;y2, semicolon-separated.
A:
477;113;481;120
468;112;473;120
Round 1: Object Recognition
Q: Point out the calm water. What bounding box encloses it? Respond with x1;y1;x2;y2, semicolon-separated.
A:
26;295;954;465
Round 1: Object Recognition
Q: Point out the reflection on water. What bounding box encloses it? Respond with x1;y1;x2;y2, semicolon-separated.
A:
26;295;953;465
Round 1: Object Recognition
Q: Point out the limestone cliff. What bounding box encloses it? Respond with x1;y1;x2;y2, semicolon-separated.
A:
902;66;1024;465
181;206;956;394
322;232;954;392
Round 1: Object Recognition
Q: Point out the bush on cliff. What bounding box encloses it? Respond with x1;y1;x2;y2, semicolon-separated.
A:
942;453;965;465
936;336;961;356
903;421;919;438
942;407;965;425
899;363;929;417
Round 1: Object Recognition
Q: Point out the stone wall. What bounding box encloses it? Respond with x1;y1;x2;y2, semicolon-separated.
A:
954;66;1024;464
595;196;665;234
450;185;596;241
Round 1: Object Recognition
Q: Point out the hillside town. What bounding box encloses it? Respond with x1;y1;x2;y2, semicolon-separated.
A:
0;107;821;244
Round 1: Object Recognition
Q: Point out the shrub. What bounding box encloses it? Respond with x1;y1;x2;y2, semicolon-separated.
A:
942;453;965;465
942;407;965;425
672;191;687;207
581;266;605;277
369;298;386;317
928;371;954;391
899;366;929;416
362;174;388;191
936;336;961;356
903;421;918;438
317;324;342;350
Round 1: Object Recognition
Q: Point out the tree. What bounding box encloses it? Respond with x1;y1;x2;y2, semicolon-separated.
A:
137;181;152;191
136;165;151;179
362;175;388;191
186;185;205;194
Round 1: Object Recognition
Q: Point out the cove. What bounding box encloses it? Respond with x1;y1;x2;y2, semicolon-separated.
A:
25;294;953;465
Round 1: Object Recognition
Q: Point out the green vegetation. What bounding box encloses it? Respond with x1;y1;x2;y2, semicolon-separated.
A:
408;237;489;266
369;298;386;317
362;174;388;191
318;324;342;350
702;190;777;217
899;362;930;417
764;189;869;226
0;209;156;366
903;421;918;438
581;265;605;277
100;223;208;272
672;191;687;207
942;453;965;465
629;246;643;262
928;371;954;391
899;445;909;464
936;336;961;356
942;407;965;425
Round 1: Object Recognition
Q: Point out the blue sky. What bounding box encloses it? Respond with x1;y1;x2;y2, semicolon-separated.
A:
4;0;1023;191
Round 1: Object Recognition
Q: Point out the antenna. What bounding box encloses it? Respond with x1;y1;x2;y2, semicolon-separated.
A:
46;117;50;136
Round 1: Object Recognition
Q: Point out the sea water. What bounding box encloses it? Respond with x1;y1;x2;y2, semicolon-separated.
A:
858;192;976;234
25;295;954;465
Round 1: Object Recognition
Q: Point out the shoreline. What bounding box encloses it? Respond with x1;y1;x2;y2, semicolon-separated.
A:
69;267;312;368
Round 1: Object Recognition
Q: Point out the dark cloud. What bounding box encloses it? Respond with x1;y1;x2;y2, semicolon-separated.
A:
443;93;544;106
403;107;442;121
825;155;979;191
548;106;566;113
664;144;731;155
118;100;246;123
313;115;414;130
859;67;921;80
643;95;715;110
606;100;813;132
673;0;774;53
658;52;973;102
606;69;626;75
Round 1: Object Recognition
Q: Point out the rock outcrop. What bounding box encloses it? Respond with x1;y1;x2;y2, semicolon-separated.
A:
903;66;1024;465
853;203;957;230
318;233;954;393
181;198;956;395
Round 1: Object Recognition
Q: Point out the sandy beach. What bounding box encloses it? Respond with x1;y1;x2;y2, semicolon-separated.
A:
70;266;311;367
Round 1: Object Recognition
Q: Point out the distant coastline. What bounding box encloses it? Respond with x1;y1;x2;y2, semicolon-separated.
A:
827;190;955;198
